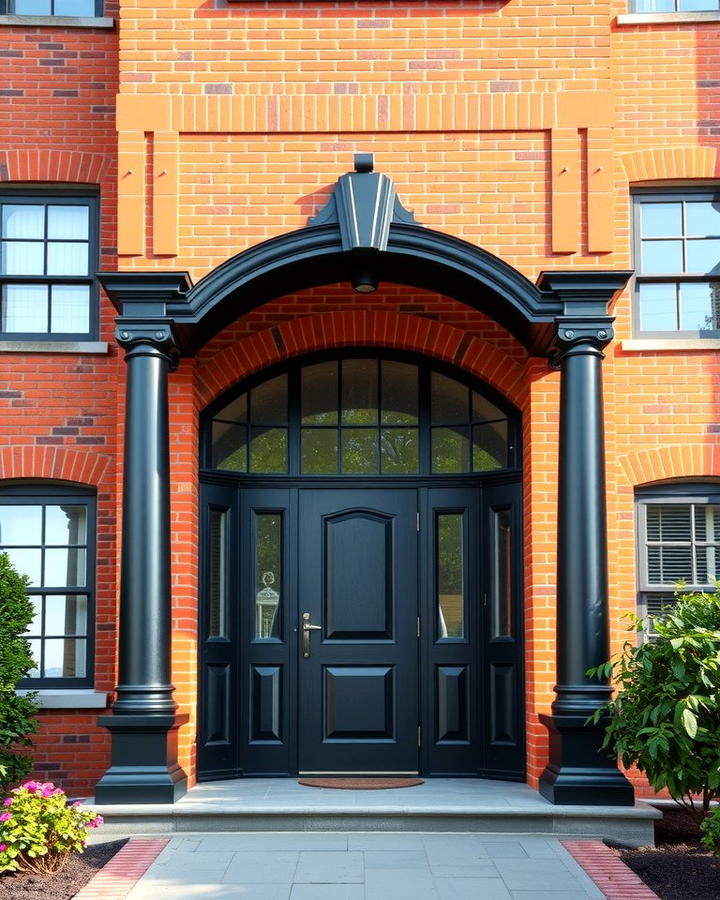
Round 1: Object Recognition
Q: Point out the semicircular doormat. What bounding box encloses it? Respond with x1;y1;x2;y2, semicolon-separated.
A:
298;777;424;790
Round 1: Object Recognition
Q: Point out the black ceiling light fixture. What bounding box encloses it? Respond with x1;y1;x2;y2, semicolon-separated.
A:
351;271;378;294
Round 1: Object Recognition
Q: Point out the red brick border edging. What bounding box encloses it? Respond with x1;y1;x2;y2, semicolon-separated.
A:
73;838;170;900
562;840;660;899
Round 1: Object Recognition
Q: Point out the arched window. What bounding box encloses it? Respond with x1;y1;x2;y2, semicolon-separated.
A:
204;357;519;477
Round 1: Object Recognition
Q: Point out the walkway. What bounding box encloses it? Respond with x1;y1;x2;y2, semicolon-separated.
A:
124;831;608;900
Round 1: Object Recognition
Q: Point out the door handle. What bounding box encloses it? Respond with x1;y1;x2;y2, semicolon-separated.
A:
301;612;322;658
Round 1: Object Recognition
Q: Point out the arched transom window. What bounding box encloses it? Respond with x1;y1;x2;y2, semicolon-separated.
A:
206;357;518;476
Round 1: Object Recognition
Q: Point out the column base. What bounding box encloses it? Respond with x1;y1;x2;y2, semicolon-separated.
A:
95;713;189;804
538;713;635;806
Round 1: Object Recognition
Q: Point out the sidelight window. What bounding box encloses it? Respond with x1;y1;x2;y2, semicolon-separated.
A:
208;357;517;477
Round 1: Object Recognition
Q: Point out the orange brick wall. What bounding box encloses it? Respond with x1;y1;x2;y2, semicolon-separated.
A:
1;1;719;795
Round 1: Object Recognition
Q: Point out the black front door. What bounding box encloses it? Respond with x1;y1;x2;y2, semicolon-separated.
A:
298;489;419;774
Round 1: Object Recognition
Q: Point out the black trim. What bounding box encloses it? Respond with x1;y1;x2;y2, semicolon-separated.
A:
0;482;96;688
0;190;100;341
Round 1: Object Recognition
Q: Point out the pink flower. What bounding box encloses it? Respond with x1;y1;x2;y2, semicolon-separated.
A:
0;844;6;852
0;812;11;822
22;781;38;793
53;788;63;795
72;800;83;808
40;786;54;798
2;798;12;807
88;815;104;828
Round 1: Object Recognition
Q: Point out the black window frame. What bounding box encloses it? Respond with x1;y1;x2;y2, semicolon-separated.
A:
0;484;96;688
0;0;102;15
636;483;720;638
0;189;100;341
632;188;720;339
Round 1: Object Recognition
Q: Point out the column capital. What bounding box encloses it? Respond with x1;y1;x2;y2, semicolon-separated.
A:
552;316;615;356
114;319;179;368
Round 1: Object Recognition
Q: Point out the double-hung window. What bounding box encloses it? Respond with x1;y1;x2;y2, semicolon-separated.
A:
0;192;98;340
0;487;96;686
636;486;720;637
0;0;100;14
629;2;720;10
633;190;720;337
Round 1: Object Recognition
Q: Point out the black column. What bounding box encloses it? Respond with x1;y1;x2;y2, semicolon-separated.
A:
95;322;188;804
539;317;633;806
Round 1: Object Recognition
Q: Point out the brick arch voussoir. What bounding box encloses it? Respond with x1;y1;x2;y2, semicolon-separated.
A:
0;446;111;488
618;444;720;489
0;149;109;185
196;312;527;410
620;146;720;184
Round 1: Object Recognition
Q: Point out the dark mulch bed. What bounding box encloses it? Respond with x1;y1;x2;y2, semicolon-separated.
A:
0;839;127;899
617;806;720;900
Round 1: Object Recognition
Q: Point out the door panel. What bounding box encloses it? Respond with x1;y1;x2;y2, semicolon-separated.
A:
298;489;419;774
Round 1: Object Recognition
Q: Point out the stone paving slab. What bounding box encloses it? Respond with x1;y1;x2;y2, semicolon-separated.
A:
123;832;607;900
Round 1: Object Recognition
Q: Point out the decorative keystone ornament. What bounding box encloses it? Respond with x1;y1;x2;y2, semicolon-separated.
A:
309;153;419;252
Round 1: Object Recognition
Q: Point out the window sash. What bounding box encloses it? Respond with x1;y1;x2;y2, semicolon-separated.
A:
0;492;95;687
2;0;101;15
629;1;720;11
0;194;98;340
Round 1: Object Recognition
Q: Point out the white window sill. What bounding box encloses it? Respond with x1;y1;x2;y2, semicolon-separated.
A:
0;341;108;354
621;338;720;351
17;689;109;709
0;14;113;27
617;12;720;25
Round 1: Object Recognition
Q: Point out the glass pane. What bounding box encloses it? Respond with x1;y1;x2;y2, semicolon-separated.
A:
5;548;41;585
492;509;513;638
255;513;282;640
472;392;504;423
342;429;379;474
250;374;288;425
302;362;338;425
2;284;48;333
216;393;247;424
249;427;288;473
1;241;44;275
683;0;720;9
473;421;508;471
686;239;720;275
686;201;720;237
44;595;87;636
342;359;378;425
44;548;86;587
50;285;90;333
301;428;338;474
695;545;719;583
437;513;464;639
638;282;678;332
631;0;674;8
0;505;42;545
46;242;88;276
680;283;717;332
642;240;683;275
1;205;44;239
641;202;682;238
647;546;692;585
43;639;85;679
693;504;720;541
432;427;470;473
26;596;42;637
431;372;469;424
646;504;691;542
45;505;86;546
208;509;227;638
54;0;96;12
381;361;418;425
47;205;89;240
212;421;247;472
381;428;419;474
27;639;41;678
12;0;51;12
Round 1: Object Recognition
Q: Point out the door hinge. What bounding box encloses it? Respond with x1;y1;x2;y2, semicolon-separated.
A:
417;725;421;747
416;616;421;638
416;511;420;532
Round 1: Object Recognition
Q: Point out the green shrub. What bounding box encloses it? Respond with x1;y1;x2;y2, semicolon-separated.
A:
588;589;720;825
0;780;103;874
701;806;720;856
0;551;39;792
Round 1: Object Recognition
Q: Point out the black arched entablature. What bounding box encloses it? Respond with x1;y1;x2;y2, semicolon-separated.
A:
167;222;560;354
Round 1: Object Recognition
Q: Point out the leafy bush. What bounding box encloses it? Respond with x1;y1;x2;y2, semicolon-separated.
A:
701;806;720;856
0;780;103;874
0;551;39;792
588;589;720;825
